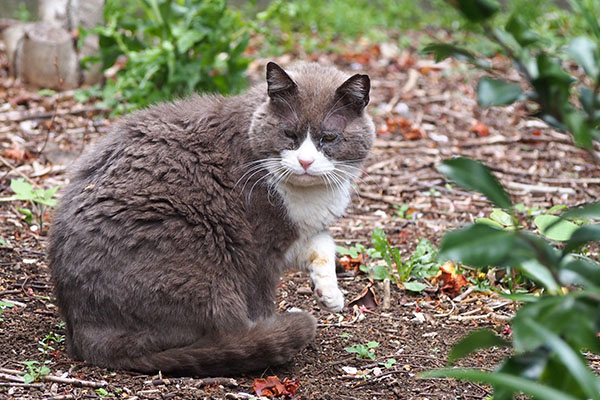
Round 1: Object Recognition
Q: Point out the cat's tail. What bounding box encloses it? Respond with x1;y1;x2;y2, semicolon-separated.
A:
118;312;317;376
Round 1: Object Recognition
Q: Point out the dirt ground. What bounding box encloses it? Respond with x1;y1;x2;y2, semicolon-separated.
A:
0;37;599;400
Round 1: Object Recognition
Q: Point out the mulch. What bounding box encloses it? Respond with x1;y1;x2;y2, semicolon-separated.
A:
0;35;598;399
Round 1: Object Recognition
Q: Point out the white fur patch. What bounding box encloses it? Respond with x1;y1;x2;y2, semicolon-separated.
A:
286;232;344;313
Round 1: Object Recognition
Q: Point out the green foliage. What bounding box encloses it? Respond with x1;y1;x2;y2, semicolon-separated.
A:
345;341;379;360
81;0;250;115
0;300;14;322
2;179;58;229
427;157;600;398
21;360;51;384
355;230;440;292
424;0;600;151
380;358;397;369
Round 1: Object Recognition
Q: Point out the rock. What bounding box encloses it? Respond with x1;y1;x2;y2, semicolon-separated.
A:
20;22;79;89
38;0;69;28
2;22;31;76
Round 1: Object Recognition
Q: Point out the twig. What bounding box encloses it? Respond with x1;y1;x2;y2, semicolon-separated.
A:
0;381;44;388
43;395;74;400
0;155;37;186
0;368;24;375
0;106;109;123
41;375;107;388
382;279;391;311
505;181;576;195
453;286;475;302
0;298;26;307
0;372;25;383
144;377;238;387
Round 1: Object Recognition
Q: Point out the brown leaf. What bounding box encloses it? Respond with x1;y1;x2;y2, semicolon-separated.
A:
338;253;365;275
470;121;490;137
2;146;31;162
348;282;378;309
253;376;299;398
435;261;469;297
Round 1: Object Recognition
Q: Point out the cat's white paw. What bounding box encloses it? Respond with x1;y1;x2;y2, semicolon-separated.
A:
313;282;344;313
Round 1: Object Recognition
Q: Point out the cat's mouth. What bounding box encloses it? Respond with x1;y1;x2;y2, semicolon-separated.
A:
286;171;325;187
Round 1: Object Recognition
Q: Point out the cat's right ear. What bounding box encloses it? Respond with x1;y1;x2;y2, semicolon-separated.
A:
266;62;298;100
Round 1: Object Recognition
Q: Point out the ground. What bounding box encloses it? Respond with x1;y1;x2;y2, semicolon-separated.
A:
0;37;599;400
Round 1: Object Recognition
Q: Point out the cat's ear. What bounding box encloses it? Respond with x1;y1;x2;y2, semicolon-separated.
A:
334;74;370;113
266;62;298;100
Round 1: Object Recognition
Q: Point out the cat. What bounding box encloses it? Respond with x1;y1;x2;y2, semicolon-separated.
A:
48;62;375;376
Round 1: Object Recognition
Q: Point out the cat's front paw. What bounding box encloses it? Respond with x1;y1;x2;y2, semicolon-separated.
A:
313;283;344;313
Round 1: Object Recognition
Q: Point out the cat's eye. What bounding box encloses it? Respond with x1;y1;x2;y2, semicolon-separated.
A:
282;129;296;139
321;132;338;142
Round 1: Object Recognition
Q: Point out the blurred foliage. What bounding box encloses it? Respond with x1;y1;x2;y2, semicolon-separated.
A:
421;2;600;397
424;0;600;153
424;157;600;399
79;0;249;115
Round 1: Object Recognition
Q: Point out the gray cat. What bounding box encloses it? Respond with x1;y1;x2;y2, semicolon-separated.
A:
48;62;375;376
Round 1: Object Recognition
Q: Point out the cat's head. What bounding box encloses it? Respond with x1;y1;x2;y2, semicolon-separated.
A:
247;62;375;188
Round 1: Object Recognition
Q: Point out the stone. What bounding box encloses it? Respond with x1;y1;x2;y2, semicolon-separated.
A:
20;22;79;89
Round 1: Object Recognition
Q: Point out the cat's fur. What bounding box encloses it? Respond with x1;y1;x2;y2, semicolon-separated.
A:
48;62;375;376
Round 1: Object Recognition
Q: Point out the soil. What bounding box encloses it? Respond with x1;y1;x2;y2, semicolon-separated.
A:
0;36;598;400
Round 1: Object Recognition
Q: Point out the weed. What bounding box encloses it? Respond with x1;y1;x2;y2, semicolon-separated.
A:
22;360;51;384
0;300;14;322
345;341;379;360
1;179;58;230
361;229;440;292
95;388;115;397
380;358;397;369
80;0;250;115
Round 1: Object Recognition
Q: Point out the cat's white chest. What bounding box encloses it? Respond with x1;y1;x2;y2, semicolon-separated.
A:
277;181;351;235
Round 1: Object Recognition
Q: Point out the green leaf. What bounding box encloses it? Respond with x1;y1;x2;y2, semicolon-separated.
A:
505;15;539;47
475;217;503;229
477;77;523;108
437;158;512;209
421;43;490;69
560;202;600;220
10;179;34;197
519;319;600;400
566;36;600;78
519;259;560;292
371;264;391;281
534;215;579;241
559;256;600;287
563;110;594;149
447;329;509;365
403;281;427;292
439;224;517;266
490;208;514;227
420;369;580;400
563;225;600;254
451;0;500;22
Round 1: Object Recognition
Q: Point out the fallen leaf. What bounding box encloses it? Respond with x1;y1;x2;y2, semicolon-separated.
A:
338;253;365;274
348;283;378;309
470;121;490;137
2;145;31;162
253;376;299;398
433;261;469;297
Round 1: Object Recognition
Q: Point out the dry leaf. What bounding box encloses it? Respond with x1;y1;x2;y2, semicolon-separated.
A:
348;282;378;309
2;146;31;162
253;376;299;398
470;121;490;137
434;261;469;297
338;253;366;275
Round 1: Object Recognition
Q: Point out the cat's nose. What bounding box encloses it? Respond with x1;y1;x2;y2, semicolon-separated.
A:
298;157;314;171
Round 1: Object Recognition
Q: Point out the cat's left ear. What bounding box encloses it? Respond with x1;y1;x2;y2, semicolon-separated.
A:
334;74;370;113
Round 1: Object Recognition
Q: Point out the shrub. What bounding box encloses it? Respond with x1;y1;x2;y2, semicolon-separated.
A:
81;0;250;114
